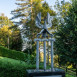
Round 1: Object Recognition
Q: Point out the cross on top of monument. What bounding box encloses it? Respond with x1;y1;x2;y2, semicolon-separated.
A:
35;12;54;38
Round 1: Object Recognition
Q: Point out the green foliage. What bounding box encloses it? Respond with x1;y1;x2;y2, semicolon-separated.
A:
0;56;75;77
0;14;13;48
11;1;57;58
11;0;56;40
66;74;75;77
54;0;72;29
0;25;12;47
0;56;36;77
0;56;44;77
0;14;22;51
0;13;13;27
10;28;22;51
24;43;36;64
55;0;77;70
41;2;56;17
0;46;27;61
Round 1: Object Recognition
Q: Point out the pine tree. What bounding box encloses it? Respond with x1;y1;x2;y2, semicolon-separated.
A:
11;0;56;40
11;0;43;24
55;0;77;75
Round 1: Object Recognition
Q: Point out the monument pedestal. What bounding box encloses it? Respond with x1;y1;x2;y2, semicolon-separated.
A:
26;69;65;77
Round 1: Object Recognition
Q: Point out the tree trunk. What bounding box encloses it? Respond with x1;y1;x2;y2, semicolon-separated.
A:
7;36;9;49
31;0;33;21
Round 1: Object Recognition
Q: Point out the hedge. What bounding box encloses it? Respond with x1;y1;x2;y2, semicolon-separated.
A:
0;65;36;77
0;57;42;77
0;46;27;61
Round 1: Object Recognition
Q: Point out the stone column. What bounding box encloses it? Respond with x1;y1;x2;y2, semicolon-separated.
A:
42;39;48;71
34;39;40;71
36;40;39;71
44;40;46;71
49;38;55;71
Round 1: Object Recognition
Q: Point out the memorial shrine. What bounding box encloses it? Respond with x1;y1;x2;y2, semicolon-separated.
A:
27;12;65;77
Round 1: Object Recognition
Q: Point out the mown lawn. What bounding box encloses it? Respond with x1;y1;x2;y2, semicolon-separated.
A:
0;56;76;77
0;56;36;77
0;56;27;69
66;74;76;77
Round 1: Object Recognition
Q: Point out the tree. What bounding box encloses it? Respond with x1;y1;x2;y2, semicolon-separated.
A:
0;13;13;27
0;25;12;48
0;14;13;48
0;14;22;51
55;0;77;75
54;0;71;30
11;0;43;24
11;0;56;39
11;0;56;47
10;27;22;51
11;0;44;52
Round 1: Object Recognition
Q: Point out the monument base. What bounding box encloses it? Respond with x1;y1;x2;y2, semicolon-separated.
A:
26;69;65;77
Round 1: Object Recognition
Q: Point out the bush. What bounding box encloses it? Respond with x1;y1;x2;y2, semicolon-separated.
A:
0;67;26;77
0;57;41;77
0;65;37;77
0;46;27;61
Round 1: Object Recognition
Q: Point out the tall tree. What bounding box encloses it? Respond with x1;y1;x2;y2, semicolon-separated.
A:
11;0;43;24
0;25;12;48
11;0;56;42
54;0;71;30
11;1;57;60
0;14;22;51
10;27;22;51
0;13;13;27
55;0;77;75
0;14;13;48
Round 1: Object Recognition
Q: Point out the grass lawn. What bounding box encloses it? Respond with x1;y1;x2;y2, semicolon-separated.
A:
0;56;36;69
0;56;76;77
0;56;36;77
66;74;76;77
0;56;25;69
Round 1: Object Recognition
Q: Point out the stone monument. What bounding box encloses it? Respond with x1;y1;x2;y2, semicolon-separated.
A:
26;12;65;77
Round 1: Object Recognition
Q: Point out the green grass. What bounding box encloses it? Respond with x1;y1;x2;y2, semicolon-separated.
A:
66;73;76;77
0;46;76;77
0;56;36;70
0;57;76;77
0;56;44;77
54;64;76;77
0;56;37;77
0;56;26;69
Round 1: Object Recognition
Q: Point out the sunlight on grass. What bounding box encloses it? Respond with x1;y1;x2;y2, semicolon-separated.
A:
0;56;3;59
66;74;75;77
0;56;27;69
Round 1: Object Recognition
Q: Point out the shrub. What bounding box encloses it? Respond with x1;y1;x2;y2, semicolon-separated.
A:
0;46;27;61
0;57;41;77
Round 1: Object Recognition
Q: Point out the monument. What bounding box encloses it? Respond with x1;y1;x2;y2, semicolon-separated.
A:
27;12;65;77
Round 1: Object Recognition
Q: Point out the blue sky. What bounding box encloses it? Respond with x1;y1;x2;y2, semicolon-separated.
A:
0;0;70;19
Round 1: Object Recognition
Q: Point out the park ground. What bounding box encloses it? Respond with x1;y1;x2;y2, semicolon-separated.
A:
0;46;76;77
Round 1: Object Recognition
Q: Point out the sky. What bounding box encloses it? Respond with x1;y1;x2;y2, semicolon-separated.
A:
0;0;70;19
